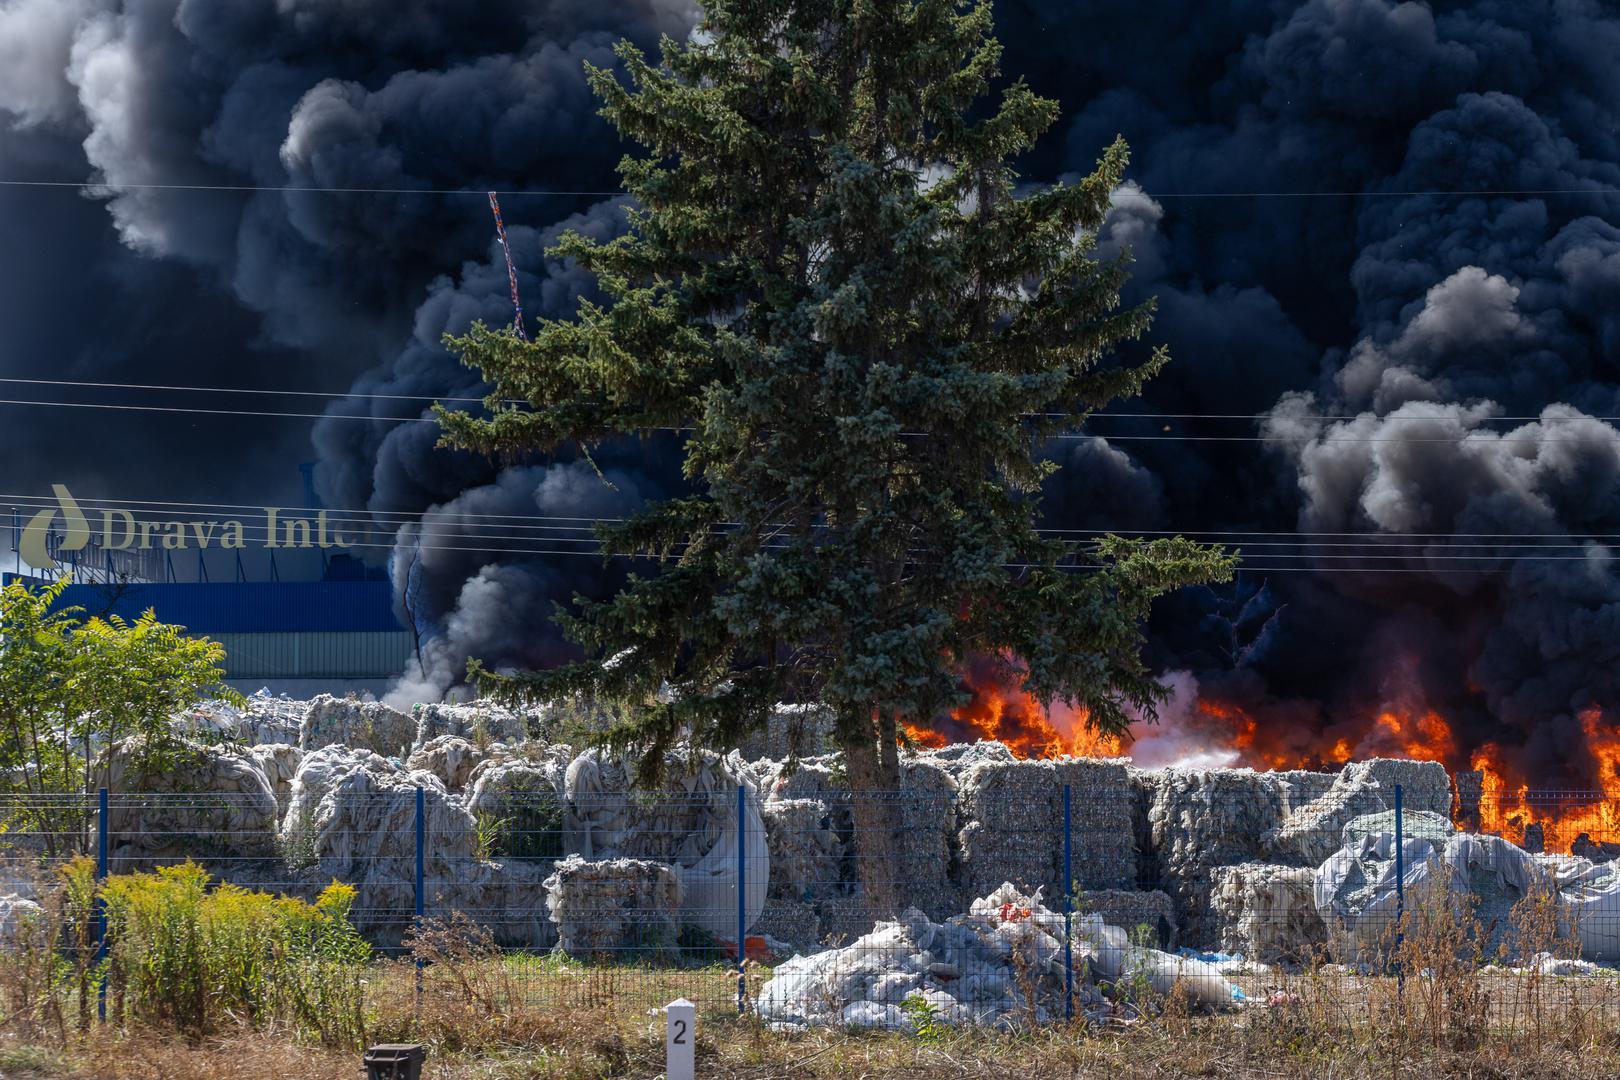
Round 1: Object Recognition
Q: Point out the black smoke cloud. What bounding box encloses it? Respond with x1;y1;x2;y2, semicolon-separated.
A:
9;0;1620;784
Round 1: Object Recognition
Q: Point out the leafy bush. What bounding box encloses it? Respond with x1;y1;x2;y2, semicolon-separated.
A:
101;863;368;1045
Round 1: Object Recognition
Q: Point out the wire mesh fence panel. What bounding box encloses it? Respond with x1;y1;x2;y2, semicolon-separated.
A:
0;777;1616;1034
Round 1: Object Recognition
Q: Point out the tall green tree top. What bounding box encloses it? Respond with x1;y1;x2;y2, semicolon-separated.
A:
441;0;1233;782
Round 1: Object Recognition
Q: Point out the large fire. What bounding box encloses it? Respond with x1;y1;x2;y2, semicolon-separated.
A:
905;664;1620;855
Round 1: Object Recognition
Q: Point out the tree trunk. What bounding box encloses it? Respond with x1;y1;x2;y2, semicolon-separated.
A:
837;703;904;918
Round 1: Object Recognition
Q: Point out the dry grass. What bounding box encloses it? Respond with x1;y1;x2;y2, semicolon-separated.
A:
2;1011;1617;1080
4;881;1620;1079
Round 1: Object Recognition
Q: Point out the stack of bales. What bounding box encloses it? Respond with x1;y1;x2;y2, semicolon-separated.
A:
1142;767;1287;946
412;701;529;747
1265;759;1452;866
956;757;1134;905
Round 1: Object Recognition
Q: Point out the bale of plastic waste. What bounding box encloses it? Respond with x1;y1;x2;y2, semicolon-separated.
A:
1144;767;1286;946
1314;816;1545;962
543;854;682;959
1209;863;1324;962
99;735;279;868
411;701;528;748
300;695;415;757
563;746;769;939
1268;759;1452;867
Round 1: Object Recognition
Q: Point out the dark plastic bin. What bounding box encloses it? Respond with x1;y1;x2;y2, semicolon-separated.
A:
362;1044;426;1080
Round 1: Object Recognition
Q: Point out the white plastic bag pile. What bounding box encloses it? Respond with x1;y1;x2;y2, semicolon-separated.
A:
756;883;1242;1032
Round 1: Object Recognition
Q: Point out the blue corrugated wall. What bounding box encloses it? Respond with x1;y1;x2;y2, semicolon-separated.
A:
47;581;404;633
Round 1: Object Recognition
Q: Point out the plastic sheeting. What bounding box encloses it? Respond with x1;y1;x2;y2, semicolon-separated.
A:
1314;819;1545;961
1077;914;1245;1006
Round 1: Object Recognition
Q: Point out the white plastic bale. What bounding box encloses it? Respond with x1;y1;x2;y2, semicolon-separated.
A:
1545;856;1620;960
300;695;415;758
543;854;682;958
1209;863;1324;962
957;758;1133;905
405;735;487;791
1313;824;1548;962
410;701;529;748
562;746;769;939
1144;767;1287;946
762;799;844;901
99;735;279;867
1267;759;1452;867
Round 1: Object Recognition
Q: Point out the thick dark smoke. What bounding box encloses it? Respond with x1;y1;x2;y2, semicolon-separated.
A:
7;0;1620;784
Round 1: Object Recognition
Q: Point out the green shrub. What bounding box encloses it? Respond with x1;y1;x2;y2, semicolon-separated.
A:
100;862;368;1045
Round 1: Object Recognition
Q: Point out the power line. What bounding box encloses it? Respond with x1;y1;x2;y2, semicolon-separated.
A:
0;377;505;405
8;396;1620;445
12;491;1620;542
6;177;1620;199
0;179;623;197
11;377;1620;427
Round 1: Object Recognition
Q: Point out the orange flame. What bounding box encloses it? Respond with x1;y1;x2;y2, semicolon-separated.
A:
902;663;1620;853
1472;708;1620;853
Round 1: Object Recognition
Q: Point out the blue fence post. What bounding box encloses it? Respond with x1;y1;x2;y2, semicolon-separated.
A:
1063;783;1073;1021
414;784;425;1008
96;787;108;1022
1394;783;1405;994
736;782;747;1016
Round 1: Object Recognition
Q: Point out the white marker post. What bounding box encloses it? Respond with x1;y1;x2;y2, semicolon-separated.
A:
665;998;695;1080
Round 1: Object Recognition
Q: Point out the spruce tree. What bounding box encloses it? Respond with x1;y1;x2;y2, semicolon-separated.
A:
440;0;1234;911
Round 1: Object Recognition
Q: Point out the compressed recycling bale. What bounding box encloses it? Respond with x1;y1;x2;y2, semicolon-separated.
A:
239;693;304;745
957;758;1133;905
1267;759;1452;867
1343;808;1454;848
762;799;845;902
1274;770;1338;813
738;705;837;762
563;746;769;939
465;758;566;861
1145;767;1287;947
282;744;399;838
1454;769;1484;832
543;855;682;959
1076;889;1177;950
248;743;304;823
916;741;1020;775
1053;760;1135;890
898;759;960;918
300;695;415;757
99;735;279;869
406;735;490;792
411;701;528;748
1210;863;1325;962
753;897;824;953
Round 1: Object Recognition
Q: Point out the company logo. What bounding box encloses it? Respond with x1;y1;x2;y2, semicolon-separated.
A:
19;485;356;572
20;485;91;571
